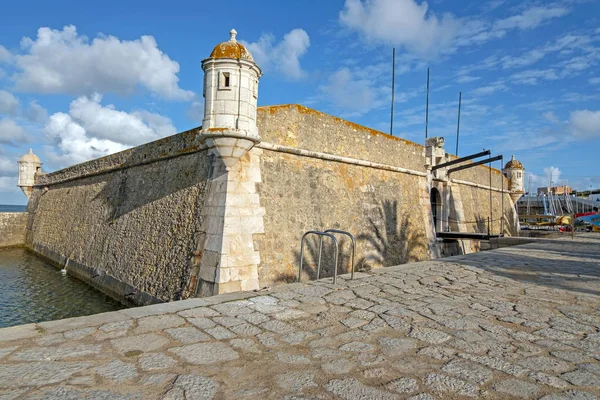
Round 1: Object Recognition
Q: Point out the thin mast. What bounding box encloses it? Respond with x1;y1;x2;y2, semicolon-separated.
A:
456;91;462;156
390;48;395;135
425;68;430;140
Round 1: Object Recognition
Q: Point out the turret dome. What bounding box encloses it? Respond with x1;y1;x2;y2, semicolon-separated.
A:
208;29;254;61
504;155;523;170
19;149;41;164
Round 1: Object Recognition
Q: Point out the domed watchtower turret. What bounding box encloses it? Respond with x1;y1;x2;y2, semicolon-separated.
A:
200;29;262;170
17;148;42;199
503;155;525;203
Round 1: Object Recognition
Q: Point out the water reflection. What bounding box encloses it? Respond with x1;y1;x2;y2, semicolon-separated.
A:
0;248;126;328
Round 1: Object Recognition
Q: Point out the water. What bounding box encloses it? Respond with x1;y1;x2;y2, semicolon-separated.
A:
0;248;126;329
0;204;26;212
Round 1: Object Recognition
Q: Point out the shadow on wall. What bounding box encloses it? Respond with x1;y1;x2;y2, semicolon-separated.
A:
278;199;427;284
356;200;426;271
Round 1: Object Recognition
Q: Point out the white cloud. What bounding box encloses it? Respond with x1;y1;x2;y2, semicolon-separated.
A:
12;25;193;100
243;29;310;79
0;90;20;115
510;69;558;85
543;111;560;124
471;82;507;96
0;118;29;145
0;45;11;63
590;77;600;85
525;166;562;190
339;0;459;58
186;99;204;124
0;155;15;177
44;94;177;166
317;67;386;116
456;75;481;84
493;7;569;32
569;109;600;139
24;101;48;123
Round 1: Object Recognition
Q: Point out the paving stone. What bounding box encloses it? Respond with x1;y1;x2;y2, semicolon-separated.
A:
386;377;419;393
562;370;600;387
325;378;396;399
409;328;452;344
536;329;579;341
322;358;355;374
187;317;217;330
95;360;138;383
138;353;177;371
229;323;262;336
229;338;261;353
280;331;315;345
419;346;456;360
111;333;170;354
63;327;96;340
441;359;493;384
407;394;437;400
99;320;134;332
378;337;417;357
552;351;593;363
178;307;220;318
10;343;102;361
0;362;90;387
139;373;177;386
211;302;253;316
261;320;295;334
26;386;141;400
339;341;376;352
134;314;186;334
165;327;210;343
274;309;311;321
239;312;270;325
539;390;600;400
162;374;219;400
0;388;29;399
205;326;236;340
276;352;311;365
0;346;18;360
256;332;280;347
518;355;574;373
169;342;239;365
34;333;65;346
493;379;541;398
528;371;570;389
424;373;479;398
341;317;369;329
276;372;318;392
459;353;529;377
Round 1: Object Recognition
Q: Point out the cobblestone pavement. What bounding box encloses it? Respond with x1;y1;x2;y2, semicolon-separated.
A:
1;234;599;399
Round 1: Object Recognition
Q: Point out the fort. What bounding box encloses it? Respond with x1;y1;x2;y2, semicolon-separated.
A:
1;29;524;306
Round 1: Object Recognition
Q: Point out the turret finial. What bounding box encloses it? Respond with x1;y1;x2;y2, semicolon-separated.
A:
229;29;237;42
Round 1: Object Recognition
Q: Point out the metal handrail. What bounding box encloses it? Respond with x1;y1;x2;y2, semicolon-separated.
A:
324;229;356;280
298;231;339;284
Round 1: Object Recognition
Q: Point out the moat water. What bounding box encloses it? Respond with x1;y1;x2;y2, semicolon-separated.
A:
0;248;126;329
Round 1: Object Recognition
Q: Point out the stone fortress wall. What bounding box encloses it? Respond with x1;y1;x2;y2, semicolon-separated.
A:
0;212;28;248
15;30;520;305
19;103;517;304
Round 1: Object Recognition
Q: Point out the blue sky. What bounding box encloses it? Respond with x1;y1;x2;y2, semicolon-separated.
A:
1;0;599;204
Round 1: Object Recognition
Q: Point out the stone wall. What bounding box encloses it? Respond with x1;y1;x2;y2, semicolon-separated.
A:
253;105;515;284
0;212;28;248
26;130;212;305
22;103;518;302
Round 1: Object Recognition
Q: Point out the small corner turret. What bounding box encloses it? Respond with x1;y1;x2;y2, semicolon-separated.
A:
503;155;525;203
199;28;263;170
17;148;42;199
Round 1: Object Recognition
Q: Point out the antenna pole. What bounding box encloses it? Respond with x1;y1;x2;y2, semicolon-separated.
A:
425;68;430;140
456;91;462;156
390;48;395;135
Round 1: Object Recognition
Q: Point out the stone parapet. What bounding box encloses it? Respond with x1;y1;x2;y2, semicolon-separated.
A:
0;212;27;249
